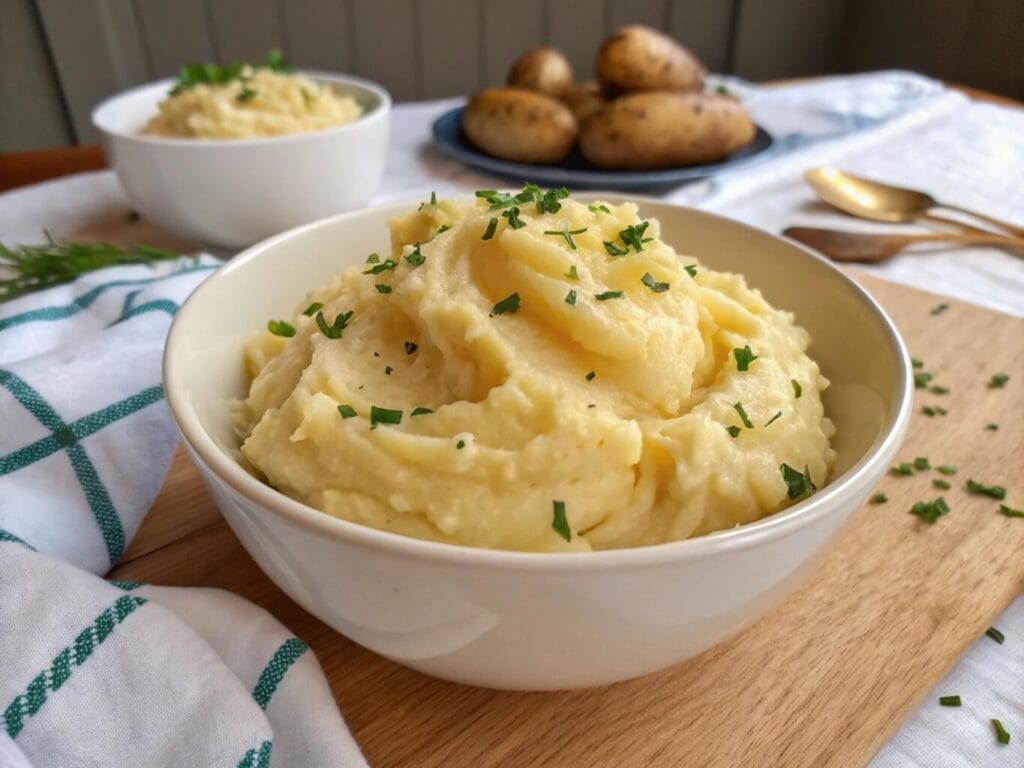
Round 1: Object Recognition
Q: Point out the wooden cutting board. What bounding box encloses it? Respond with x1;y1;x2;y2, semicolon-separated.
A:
109;271;1023;768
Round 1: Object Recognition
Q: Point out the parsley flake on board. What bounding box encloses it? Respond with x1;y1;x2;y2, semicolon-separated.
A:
1000;504;1024;518
733;402;754;429
937;464;957;475
369;406;402;428
267;320;295;337
986;626;1006;643
988;373;1009;388
870;493;888;504
552;500;571;542
929;385;950;395
641;272;669;293
910;497;950;524
315;310;353;339
914;457;930;470
302;302;324;316
992;719;1010;745
491;292;521;316
781;463;817;500
337;404;357;419
986;423;999;431
363;258;397;275
565;289;577;306
932;478;951;490
594;290;624;301
733;345;758;371
914;372;933;389
965;480;1006;500
404;243;425;266
930;302;949;315
891;463;914;476
911;358;924;368
938;696;961;707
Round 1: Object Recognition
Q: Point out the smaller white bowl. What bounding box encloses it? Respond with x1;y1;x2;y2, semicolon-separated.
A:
92;71;391;249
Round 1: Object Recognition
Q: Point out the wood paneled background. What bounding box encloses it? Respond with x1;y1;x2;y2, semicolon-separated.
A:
2;0;1022;151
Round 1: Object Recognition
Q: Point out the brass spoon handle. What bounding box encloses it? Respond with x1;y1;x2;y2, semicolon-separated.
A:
932;203;1024;239
783;226;1024;263
919;211;1000;235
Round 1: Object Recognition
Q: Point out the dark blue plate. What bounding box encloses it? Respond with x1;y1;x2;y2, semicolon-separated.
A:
431;106;773;190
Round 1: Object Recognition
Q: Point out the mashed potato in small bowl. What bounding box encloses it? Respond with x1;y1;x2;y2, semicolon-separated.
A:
164;188;912;689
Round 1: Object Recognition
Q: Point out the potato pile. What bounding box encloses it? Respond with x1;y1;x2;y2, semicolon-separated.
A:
462;26;756;170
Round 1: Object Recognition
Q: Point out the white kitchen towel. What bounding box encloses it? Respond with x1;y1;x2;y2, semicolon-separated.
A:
0;260;366;767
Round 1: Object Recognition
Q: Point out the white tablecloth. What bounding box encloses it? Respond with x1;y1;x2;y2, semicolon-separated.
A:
1;70;1020;766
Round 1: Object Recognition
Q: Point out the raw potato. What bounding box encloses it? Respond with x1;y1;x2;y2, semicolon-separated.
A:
463;87;578;164
507;47;574;97
596;25;705;94
560;81;606;125
580;92;755;169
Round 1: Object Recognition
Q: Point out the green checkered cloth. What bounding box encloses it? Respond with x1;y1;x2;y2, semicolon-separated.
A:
0;260;365;767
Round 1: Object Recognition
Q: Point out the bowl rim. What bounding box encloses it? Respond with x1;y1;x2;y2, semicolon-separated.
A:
163;195;914;573
91;69;392;148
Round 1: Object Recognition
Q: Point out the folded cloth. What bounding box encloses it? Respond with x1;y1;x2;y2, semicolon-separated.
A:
0;259;366;767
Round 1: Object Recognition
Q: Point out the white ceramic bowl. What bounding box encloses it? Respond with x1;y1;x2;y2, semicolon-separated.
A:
92;71;390;249
164;196;913;690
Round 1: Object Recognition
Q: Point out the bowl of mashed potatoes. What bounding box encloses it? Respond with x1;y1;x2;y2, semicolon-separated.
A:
92;58;389;248
164;188;912;689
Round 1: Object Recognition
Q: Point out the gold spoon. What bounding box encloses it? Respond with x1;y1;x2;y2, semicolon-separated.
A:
783;226;1024;263
804;168;1024;238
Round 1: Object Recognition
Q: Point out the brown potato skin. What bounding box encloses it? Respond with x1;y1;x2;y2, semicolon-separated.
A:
560;81;606;126
507;47;574;97
580;92;756;170
463;88;578;164
596;25;705;94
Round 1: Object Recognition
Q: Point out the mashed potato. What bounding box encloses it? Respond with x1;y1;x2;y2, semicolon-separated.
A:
235;190;835;552
143;67;363;139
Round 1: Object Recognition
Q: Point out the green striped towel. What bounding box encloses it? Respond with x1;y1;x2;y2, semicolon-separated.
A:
0;259;366;767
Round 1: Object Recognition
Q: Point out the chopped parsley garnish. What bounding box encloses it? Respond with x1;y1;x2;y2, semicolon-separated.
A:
891;463;914;476
363;258;397;275
910;496;950;523
641;272;669;293
315;310;353;339
914;457;930;470
404;341;417;354
989;373;1009;388
491;292;521;316
594;290;623;301
410;407;433;416
992;719;1010;745
726;425;742;438
369;406;402;427
437;224;451;234
366;253;380;264
237;87;257;102
911;358;924;368
921;405;948;417
965;479;1006;499
375;284;391;294
544;227;587;250
603;241;629;256
588;203;610;214
870;493;888;504
482;218;499;240
585;370;596;381
534;186;569;214
930;302;949;315
937;464;957;475
914;372;933;389
715;84;731;96
384;366;393;375
267;319;295;337
928;385;950;394
502;206;526;229
986;626;1006;643
552;500;571;542
302;301;324;316
781;463;816;500
475;189;515;210
565;265;578;280
684;264;698;277
404;243;425;266
938;695;961;707
456;439;466;450
986;423;999;431
168;49;292;96
565;289;577;306
1000;504;1024;518
733;402;754;429
764;411;782;427
792;379;802;398
733;345;758;371
932;478;951;490
337;404;357;419
618;222;653;252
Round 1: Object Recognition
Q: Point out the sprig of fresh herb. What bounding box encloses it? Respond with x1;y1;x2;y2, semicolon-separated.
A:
315;310;353;339
169;49;292;96
618;222;652;253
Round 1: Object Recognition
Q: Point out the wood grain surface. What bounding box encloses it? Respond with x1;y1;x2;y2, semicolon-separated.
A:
109;272;1024;768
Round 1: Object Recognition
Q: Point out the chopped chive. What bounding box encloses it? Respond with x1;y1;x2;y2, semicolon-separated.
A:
585;370;596;381
792;379;802;398
437;224;451;234
618;222;651;252
932;478;951;490
456;439;466;450
565;265;578;280
594;290;624;301
482;218;499;240
369;405;402;427
935;406;948;415
237;87;258;102
914;457;930;470
552;500;571;542
375;284;391;294
986;626;1006;644
544;227;586;250
911;357;924;368
315;310;353;339
302;301;324;316
914;372;933;389
641;272;669;293
870;493;888;504
733;345;758;372
764;411;782;427
363;258;397;275
930;302;949;315
965;479;1006;499
365;253;380;264
1000;504;1024;518
490;292;521;316
921;405;946;417
501;206;526;229
910;496;950;523
985;423;999;431
937;464;957;476
404;341;417;355
684;264;697;277
337;404;357;419
733;402;754;429
781;463;817;500
988;373;1009;388
267;319;295;338
938;695;961;707
430;191;437;205
410;407;433;416
992;719;1010;745
603;241;629;256
891;463;914;476
726;425;742;438
588;203;610;214
928;385;950;395
565;289;577;306
404;243;425;266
